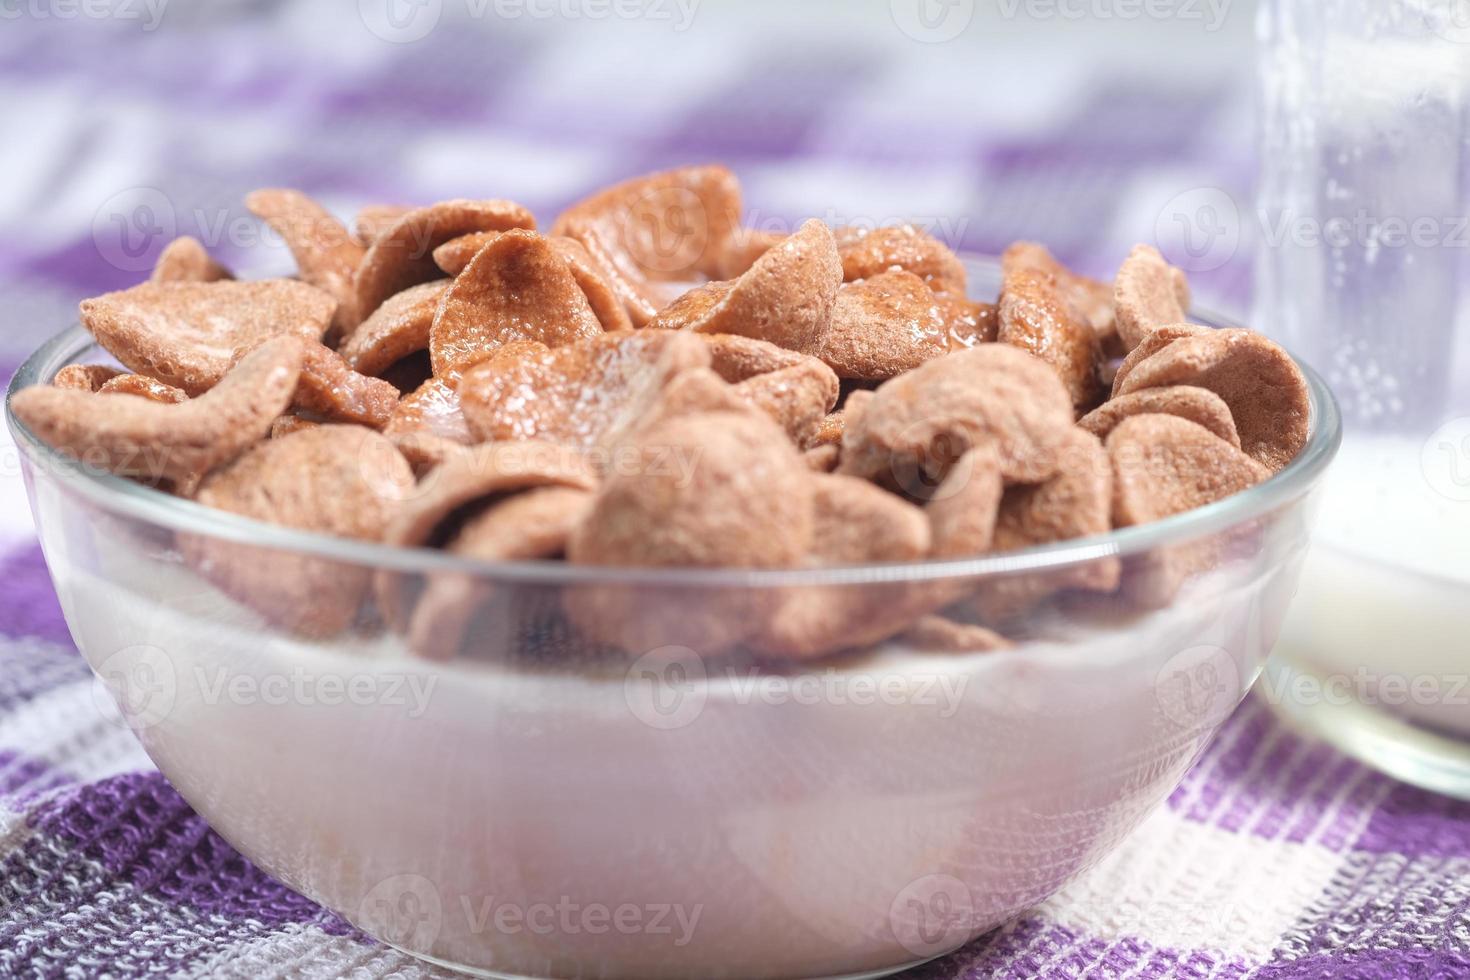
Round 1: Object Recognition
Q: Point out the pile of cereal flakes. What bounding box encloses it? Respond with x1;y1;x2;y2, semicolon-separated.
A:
12;166;1311;661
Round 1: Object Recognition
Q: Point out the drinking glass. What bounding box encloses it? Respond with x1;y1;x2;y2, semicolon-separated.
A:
1256;0;1470;795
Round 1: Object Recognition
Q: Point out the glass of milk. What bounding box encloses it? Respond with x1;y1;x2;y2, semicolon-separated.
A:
1256;0;1470;795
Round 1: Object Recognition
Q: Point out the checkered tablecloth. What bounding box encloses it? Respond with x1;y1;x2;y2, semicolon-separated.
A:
1;6;1467;978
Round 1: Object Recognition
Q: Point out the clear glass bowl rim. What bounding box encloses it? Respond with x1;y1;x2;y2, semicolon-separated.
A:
3;256;1342;588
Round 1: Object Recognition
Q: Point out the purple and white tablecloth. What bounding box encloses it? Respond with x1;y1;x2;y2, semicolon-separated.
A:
1;7;1467;978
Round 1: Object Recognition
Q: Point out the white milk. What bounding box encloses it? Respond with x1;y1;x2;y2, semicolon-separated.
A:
1278;435;1470;735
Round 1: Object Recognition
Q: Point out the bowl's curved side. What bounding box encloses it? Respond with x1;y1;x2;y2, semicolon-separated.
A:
28;463;1313;980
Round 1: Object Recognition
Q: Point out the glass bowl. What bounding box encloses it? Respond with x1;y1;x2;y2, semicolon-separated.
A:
4;259;1341;980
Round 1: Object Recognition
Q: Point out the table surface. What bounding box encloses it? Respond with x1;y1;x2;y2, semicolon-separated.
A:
1;7;1468;978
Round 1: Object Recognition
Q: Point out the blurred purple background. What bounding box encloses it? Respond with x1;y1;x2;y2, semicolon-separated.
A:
0;0;1258;369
